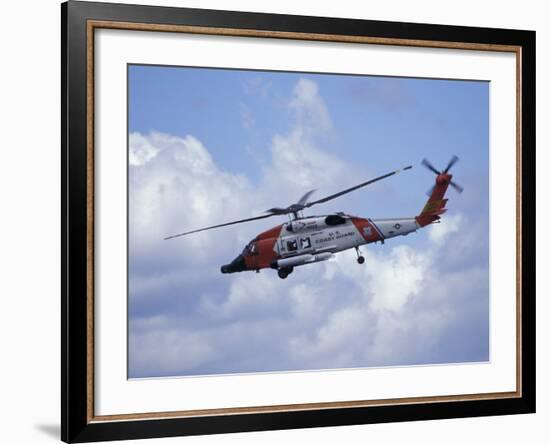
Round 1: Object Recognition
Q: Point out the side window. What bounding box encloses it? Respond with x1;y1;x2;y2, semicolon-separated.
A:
287;239;298;252
300;237;311;250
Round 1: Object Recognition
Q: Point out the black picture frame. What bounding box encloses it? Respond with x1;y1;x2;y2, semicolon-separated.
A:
61;1;536;442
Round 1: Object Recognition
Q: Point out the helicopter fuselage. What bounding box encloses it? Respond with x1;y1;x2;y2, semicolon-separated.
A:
220;213;419;276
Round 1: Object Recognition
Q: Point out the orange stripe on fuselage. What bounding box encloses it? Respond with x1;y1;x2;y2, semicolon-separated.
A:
256;225;284;241
351;217;383;243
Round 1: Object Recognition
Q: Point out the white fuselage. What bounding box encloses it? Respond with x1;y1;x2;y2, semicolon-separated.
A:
274;214;419;260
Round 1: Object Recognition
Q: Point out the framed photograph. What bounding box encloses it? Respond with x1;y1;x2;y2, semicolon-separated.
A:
61;1;535;442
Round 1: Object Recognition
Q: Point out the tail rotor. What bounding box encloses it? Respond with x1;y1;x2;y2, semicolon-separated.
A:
421;155;463;195
417;155;463;227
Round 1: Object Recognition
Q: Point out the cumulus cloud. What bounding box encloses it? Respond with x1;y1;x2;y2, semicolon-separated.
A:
130;319;217;375
129;132;160;166
128;78;488;378
128;131;253;261
428;213;463;245
289;78;332;133
365;245;432;312
261;77;354;199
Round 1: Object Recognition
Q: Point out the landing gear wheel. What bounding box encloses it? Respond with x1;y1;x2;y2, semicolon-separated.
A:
355;246;365;264
278;268;290;279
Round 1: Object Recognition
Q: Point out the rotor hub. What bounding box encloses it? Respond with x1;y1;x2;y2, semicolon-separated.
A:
436;174;451;185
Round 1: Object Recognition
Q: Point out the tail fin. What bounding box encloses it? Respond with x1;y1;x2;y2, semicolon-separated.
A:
415;175;451;227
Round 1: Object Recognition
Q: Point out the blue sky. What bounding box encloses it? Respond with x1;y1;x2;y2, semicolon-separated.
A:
128;64;489;378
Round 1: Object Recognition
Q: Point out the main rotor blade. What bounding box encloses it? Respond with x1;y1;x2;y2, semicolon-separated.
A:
443;155;459;173
297;189;316;206
421;158;441;175
305;166;412;208
164;213;275;240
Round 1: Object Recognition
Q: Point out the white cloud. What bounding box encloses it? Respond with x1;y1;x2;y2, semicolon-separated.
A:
129;132;160;166
266;129;347;192
327;245;431;313
130;319;217;375
262;77;354;198
302;306;369;361
427;213;463;245
128;131;253;264
215;273;282;319
288;283;332;322
366;246;431;312
289;78;332;133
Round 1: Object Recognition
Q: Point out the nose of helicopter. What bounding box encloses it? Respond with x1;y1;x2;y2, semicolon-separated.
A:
220;254;247;274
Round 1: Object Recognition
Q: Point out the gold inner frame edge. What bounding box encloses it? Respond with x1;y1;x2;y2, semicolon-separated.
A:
85;19;523;423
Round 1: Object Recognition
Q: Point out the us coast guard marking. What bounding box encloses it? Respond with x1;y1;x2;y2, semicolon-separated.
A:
165;156;463;279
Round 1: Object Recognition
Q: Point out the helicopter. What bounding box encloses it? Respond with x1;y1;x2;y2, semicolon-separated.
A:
165;156;463;279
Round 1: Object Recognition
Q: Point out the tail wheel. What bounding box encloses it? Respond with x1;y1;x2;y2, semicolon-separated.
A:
357;256;365;264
